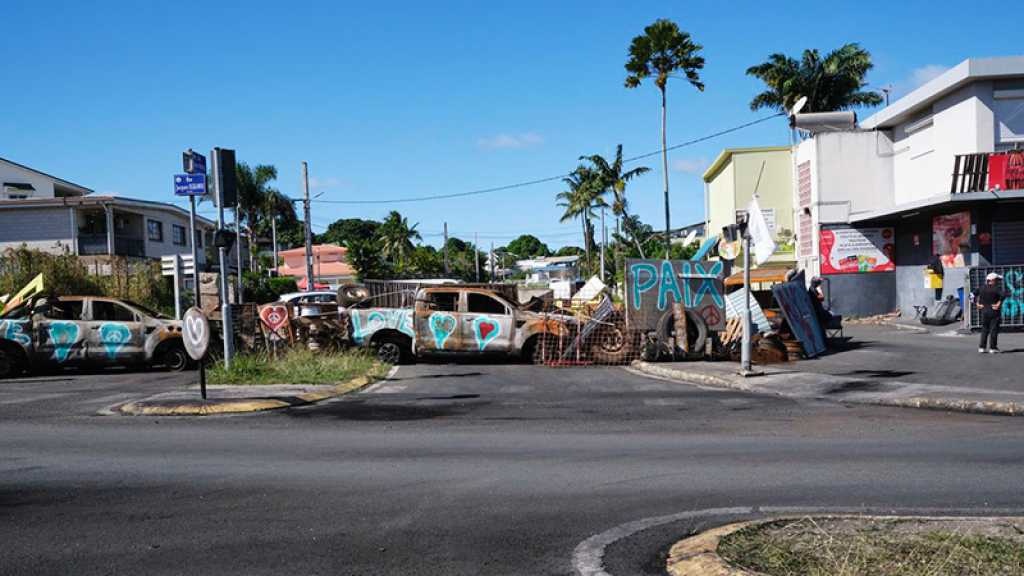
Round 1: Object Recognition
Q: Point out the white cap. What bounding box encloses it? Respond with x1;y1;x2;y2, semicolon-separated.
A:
986;272;1002;281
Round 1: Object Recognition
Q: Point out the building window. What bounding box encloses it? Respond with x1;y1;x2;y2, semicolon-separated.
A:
172;224;187;246
147;219;163;242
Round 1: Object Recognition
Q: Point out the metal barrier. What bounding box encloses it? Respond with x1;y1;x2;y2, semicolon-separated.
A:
968;265;1024;328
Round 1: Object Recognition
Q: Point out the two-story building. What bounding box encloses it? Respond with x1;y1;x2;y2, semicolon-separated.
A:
0;155;217;270
793;56;1024;317
703;146;796;266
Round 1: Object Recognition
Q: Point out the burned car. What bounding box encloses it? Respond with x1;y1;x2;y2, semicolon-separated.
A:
0;296;189;378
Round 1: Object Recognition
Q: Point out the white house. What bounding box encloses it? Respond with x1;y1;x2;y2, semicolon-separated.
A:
0;156;217;269
793;56;1024;317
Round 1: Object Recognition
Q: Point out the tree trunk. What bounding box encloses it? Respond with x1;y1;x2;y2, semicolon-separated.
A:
660;86;671;260
582;216;592;277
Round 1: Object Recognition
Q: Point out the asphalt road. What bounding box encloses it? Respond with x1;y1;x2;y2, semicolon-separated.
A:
2;362;1024;575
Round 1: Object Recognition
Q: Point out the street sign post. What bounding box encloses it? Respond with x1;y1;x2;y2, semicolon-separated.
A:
183;149;206;175
174;173;207;196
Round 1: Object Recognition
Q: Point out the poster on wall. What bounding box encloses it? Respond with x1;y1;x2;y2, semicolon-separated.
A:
819;227;895;274
933;211;971;268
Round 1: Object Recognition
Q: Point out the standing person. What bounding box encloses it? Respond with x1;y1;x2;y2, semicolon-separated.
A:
976;272;1005;354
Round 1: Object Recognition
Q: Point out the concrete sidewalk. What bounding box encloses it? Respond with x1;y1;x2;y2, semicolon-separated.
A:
632;323;1024;416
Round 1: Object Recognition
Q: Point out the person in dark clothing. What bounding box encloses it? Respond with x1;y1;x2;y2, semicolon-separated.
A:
976;272;1005;354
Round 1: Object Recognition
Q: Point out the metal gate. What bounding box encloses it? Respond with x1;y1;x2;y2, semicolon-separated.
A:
968;265;1024;328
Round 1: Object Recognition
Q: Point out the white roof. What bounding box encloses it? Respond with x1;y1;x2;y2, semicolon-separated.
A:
862;56;1024;130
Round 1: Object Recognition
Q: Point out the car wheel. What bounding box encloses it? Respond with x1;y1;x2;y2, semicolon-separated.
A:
374;335;410;365
0;345;25;379
162;345;189;372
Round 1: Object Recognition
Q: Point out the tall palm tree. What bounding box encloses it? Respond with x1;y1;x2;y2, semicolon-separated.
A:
581;145;650;262
378;210;421;270
625;19;704;259
557;166;606;274
746;43;883;113
235;162;296;272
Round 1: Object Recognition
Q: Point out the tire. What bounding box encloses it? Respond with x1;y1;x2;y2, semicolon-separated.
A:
656;309;707;360
587;312;635;364
0;344;26;379
160;344;190;372
525;334;557;365
373;333;411;365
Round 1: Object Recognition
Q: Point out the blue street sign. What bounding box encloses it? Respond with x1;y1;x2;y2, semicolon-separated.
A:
174;173;207;196
183;150;206;175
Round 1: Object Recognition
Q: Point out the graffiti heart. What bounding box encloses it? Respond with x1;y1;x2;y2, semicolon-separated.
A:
1;319;31;347
99;323;131;359
429;312;456;349
185;316;206;346
472;316;500;351
48;321;80;363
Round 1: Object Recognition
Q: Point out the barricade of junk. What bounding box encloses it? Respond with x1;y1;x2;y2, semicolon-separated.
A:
231;256;853;367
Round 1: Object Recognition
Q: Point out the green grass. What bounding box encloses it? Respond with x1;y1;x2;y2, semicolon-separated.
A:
718;517;1024;576
207;348;387;386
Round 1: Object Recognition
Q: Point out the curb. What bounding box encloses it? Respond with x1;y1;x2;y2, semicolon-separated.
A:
114;374;377;416
665;514;1024;575
630;361;1024;417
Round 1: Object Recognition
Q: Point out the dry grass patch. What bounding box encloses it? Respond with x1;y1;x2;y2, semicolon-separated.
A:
718;516;1024;576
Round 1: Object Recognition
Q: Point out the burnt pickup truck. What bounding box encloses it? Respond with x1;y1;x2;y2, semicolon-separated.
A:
346;286;628;364
0;296;189;378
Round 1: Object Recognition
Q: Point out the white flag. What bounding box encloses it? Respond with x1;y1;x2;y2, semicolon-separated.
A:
746;196;776;265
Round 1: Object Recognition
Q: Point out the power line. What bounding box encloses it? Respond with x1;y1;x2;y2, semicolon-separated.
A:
310;113;784;205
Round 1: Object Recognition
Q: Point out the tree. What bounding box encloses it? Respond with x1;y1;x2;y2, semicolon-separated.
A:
555;246;584;257
506;234;551;258
746;43;883;113
319;218;380;247
378;211;421;270
556;166;606;275
346;237;391;281
581;145;650;275
625;19;704;259
235;162;295;271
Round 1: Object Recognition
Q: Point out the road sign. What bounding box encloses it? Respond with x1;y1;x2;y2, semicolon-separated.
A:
259;304;290;333
174;173;207;196
161;254;196;277
182;307;211;361
183;150;206;175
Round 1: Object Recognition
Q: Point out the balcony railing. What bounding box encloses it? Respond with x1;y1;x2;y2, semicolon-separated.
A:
950;153;990;194
78;234;146;258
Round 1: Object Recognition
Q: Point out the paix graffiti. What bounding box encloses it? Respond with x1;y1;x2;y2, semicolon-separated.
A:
625;259;726;331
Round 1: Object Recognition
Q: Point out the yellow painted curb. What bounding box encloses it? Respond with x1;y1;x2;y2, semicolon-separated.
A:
116;369;384;416
119;399;290;416
666;522;755;576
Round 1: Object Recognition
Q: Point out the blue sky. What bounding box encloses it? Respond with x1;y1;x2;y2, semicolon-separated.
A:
3;1;1020;249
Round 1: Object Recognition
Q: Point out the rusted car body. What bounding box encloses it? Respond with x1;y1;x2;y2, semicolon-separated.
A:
347;287;575;364
0;296;189;378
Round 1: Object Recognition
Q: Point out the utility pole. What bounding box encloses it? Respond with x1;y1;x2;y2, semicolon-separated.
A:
474;232;480;282
234;203;243;303
489;241;495;281
212;148;234;369
302;161;314;291
443;222;450;276
600;207;606;281
270;212;278;278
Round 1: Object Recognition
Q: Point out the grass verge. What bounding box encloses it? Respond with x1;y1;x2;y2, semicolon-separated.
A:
718;517;1024;576
207;348;387;386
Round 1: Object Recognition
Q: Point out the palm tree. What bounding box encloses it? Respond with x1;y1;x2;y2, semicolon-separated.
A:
378;210;421;270
557;166;606;274
581;145;650;264
746;43;883;113
625;19;704;259
235;162;296;273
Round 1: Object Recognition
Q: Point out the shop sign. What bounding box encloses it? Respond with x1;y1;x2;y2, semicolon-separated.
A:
819;227;895;274
989;150;1024;191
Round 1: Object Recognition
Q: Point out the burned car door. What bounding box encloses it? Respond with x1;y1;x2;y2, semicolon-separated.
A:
33;298;87;366
460;292;514;354
414;290;461;353
85;300;146;365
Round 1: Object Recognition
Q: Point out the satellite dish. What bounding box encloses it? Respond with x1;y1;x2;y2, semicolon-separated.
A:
790;96;807;116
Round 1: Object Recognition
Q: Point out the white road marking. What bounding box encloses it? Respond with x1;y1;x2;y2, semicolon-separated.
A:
361;365;401;394
572;505;1024;576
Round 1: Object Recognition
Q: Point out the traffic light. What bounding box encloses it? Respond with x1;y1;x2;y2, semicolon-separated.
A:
213;148;237;208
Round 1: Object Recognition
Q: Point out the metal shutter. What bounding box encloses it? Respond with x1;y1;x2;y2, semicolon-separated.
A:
993;221;1024;265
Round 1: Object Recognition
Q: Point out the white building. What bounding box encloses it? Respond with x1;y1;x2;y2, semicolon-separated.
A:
0;156;217;268
793;56;1024;317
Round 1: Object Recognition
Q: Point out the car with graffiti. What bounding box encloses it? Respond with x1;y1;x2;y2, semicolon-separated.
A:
346;286;625;364
0;296;189;378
